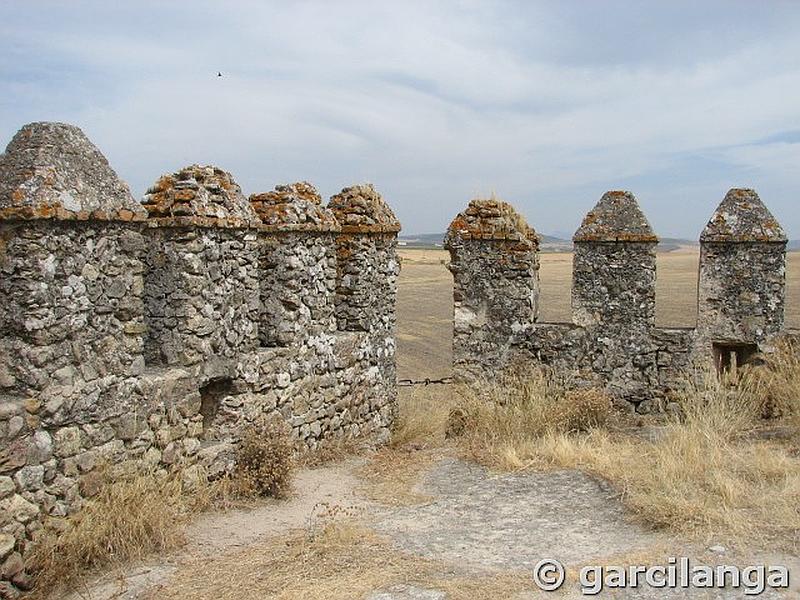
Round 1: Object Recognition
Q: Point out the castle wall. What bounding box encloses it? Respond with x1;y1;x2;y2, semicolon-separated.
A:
446;189;790;412
0;221;146;396
144;226;260;369
256;231;337;347
445;200;539;380
0;123;401;594
697;242;786;345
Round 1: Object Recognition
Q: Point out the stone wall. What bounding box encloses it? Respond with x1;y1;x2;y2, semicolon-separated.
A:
0;122;400;596
444;200;539;380
446;189;790;413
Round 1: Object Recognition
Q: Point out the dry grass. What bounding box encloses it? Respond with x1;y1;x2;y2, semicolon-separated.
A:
27;420;298;598
450;369;613;468
745;339;800;422
358;386;455;506
445;357;800;550
233;417;294;499
27;471;196;598
142;520;436;600
141;517;536;600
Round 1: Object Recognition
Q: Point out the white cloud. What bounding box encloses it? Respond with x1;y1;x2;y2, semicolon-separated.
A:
1;0;799;237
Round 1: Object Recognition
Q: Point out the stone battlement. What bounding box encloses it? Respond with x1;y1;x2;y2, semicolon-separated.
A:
446;190;790;410
0;122;400;592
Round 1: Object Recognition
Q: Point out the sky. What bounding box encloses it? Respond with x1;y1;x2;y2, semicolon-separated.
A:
1;1;799;239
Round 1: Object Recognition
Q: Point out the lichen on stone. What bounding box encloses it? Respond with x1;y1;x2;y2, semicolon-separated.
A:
142;164;259;228
444;198;538;247
700;188;787;243
328;184;401;234
0;122;146;222
573;191;658;243
250;182;340;233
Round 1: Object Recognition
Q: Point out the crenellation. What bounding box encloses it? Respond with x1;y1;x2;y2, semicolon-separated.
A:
142;165;260;372
250;182;339;347
0;122;401;595
445;199;539;380
697;189;787;353
448;188;792;409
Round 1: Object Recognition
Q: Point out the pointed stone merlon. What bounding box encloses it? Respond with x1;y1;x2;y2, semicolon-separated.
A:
250;182;340;347
572;191;658;330
141;165;260;372
328;184;401;333
328;184;401;430
698;188;787;346
444;199;539;380
0;122;147;395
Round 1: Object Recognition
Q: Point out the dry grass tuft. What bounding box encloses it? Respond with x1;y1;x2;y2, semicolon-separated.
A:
451;368;612;467
390;386;455;449
743;339;800;422
27;471;195;598
232;417;294;499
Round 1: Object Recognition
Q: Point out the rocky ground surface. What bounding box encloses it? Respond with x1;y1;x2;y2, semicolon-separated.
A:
57;449;799;600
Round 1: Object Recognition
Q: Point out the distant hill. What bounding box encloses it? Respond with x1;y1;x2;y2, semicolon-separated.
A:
397;233;445;248
789;240;800;251
398;233;701;253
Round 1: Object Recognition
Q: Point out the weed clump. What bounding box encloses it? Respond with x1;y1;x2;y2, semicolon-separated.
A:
446;368;612;447
233;417;294;499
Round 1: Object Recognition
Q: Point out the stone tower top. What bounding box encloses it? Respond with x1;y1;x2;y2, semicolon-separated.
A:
0;121;145;221
445;198;538;245
700;188;786;243
142;164;258;228
328;183;401;234
573;190;658;243
250;181;340;232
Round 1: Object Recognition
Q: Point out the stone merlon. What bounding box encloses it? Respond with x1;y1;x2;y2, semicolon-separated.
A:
444;198;538;246
142;164;259;228
0;122;146;222
250;181;340;233
328;183;401;234
573;191;658;243
700;188;787;243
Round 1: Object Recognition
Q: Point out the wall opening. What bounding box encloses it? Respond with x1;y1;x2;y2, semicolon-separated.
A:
713;342;758;376
199;378;234;432
655;248;699;328
537;252;573;323
787;250;799;329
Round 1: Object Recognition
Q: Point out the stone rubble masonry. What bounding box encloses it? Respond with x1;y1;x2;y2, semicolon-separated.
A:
697;188;787;349
0;123;400;595
446;189;791;412
250;183;340;347
444;199;539;380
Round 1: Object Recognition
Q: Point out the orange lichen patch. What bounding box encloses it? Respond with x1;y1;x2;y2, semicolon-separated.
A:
573;190;658;243
0;122;147;222
250;182;340;233
0;205;146;222
142;165;259;229
444;198;539;247
701;188;787;243
328;184;401;234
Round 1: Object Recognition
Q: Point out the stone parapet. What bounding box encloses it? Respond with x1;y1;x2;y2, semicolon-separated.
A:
0;123;400;596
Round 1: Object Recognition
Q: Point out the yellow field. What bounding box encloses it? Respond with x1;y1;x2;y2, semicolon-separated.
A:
396;248;800;380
